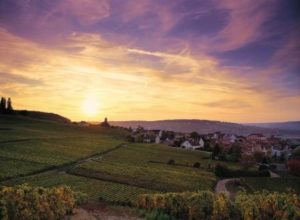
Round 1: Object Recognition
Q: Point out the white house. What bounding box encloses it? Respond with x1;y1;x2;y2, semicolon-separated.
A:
181;138;204;150
181;140;193;149
155;130;162;144
199;138;205;148
223;134;237;143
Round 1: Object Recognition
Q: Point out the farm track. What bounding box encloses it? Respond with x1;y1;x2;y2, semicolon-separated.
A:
0;143;127;183
215;178;239;196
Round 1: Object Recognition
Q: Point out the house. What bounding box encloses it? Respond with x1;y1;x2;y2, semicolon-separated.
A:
271;145;292;160
247;133;267;141
181;138;205;150
181;140;193;149
222;134;237;144
155;130;163;144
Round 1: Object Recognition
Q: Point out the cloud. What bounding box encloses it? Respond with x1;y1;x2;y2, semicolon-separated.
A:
202;99;252;109
212;0;278;51
46;0;110;25
0;72;42;85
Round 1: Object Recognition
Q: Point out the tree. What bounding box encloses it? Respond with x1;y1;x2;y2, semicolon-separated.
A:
100;117;110;127
228;143;242;162
190;131;200;139
6;98;13;114
0;97;6;113
240;154;256;170
253;151;265;163
212;144;221;159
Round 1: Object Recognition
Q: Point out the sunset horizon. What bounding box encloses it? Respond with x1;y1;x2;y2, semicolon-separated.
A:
1;0;299;123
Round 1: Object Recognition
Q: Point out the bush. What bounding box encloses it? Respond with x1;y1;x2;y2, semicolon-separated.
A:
193;162;201;168
214;163;229;177
215;163;270;178
167;159;175;165
235;190;300;220
0;184;77;220
136;190;300;220
287;159;300;176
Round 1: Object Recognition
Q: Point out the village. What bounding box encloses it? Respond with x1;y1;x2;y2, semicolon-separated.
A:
127;126;300;170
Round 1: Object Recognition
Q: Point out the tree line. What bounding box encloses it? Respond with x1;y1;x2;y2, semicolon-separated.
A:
0;97;14;114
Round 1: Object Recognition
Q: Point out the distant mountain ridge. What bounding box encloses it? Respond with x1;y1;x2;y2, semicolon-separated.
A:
110;119;300;137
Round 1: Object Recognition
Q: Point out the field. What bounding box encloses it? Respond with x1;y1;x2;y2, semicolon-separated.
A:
241;177;300;193
69;143;216;192
0;115;218;204
1;171;157;203
0;115;126;180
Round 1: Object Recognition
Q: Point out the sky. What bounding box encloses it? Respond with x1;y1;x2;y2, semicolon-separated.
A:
0;0;299;123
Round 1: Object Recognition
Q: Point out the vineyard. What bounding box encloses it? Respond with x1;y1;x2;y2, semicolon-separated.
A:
1;171;157;204
241;177;300;193
0;115;124;181
70;143;217;192
136;190;300;220
0;184;76;220
1;114;299;218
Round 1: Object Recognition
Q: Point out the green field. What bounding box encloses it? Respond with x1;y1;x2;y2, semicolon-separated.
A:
0;115;218;203
70;143;216;192
0;115;125;180
1;171;157;203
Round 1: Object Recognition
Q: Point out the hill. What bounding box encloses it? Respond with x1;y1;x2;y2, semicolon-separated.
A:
246;121;300;131
110;119;282;136
15;110;71;123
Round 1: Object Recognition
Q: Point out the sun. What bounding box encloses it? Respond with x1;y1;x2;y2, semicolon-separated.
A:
81;97;100;116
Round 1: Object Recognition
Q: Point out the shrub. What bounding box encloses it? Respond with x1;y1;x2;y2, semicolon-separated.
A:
193;162;201;168
214;163;230;177
167;159;175;165
215;163;270;178
287;159;300;176
235;190;300;220
0;184;77;220
137;190;300;220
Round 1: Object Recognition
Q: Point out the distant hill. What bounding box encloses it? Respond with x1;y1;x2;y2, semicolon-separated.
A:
15;110;71;123
110;119;300;137
246;121;300;131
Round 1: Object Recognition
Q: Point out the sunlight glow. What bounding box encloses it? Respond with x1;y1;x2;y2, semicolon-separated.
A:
81;97;100;116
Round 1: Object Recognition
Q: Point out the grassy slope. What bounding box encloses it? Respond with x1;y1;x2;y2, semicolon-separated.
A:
71;143;216;192
0;115;124;179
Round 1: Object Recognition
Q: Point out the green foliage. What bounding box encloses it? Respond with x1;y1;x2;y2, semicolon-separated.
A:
215;163;270;178
235;190;300;220
241;177;300;193
167;159;175;165
193;162;201;168
137;190;300;220
0;184;76;220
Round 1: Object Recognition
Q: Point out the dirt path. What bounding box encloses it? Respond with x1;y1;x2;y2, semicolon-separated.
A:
269;170;280;178
215;178;239;196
